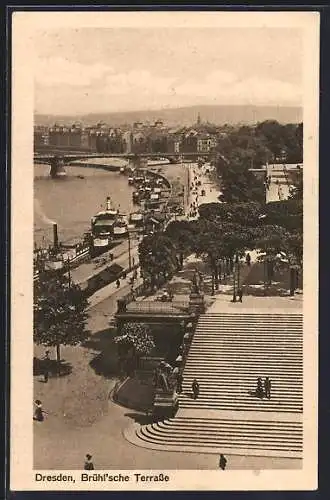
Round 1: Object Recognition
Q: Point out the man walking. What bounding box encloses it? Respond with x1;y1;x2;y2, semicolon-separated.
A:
219;454;227;470
84;454;94;470
192;379;200;400
237;287;243;303
256;377;264;398
264;377;271;399
43;350;51;383
116;278;120;288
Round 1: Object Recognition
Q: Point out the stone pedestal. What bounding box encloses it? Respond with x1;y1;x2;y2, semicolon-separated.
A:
153;390;179;420
189;292;205;314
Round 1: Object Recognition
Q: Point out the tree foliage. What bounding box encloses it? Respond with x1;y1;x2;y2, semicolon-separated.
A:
138;233;179;287
264;200;303;232
198;201;262;227
214;120;303;204
114;323;155;357
34;271;90;364
114;323;155;374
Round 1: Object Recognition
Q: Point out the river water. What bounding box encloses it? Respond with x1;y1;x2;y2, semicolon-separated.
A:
34;162;134;247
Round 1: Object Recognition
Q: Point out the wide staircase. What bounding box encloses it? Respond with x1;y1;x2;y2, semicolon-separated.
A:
125;312;303;459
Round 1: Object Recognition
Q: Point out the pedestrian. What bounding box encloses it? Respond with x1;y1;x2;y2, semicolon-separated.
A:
237;287;243;303
116;278;120;288
192;378;200;399
109;253;114;261
177;372;183;394
122;270;127;279
256;377;264;398
84;454;94;470
34;399;45;422
43;350;51;383
264;377;271;399
246;253;251;266
219;454;227;470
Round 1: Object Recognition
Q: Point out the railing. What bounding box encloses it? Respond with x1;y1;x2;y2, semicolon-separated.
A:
125;300;190;315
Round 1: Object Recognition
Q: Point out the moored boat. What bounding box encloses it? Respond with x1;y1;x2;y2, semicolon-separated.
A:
113;216;128;238
91;197;118;252
129;211;144;227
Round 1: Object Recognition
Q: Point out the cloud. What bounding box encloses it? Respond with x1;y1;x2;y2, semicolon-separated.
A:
35;57;112;87
174;71;302;105
104;70;176;96
34;60;302;114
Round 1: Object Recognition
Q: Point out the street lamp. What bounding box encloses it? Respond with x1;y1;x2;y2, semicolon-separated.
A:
232;254;239;302
127;230;132;271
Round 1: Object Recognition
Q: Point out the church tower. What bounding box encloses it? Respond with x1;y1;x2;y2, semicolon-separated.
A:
197;112;201;126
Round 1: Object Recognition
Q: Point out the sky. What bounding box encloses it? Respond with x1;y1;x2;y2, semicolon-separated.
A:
33;27;303;115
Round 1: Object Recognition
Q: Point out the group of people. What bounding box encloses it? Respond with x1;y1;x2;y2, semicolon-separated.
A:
116;267;138;289
256;376;272;399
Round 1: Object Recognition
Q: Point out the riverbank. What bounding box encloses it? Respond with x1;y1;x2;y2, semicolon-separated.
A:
67;161;184;294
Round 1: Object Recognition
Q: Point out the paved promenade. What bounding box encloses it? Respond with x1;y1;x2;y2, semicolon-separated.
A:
70;238;140;286
34;287;302;470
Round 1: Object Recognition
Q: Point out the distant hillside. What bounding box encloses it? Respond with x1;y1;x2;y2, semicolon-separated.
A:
34;104;302;127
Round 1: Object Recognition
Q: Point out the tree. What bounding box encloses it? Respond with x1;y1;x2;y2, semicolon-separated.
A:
114;323;155;374
198;201;262;227
139;234;179;288
264;199;303;232
216;155;266;204
34;271;90;371
253;225;291;286
165;220;196;264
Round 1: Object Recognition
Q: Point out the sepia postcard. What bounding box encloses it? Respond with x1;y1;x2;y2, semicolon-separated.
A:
10;10;319;492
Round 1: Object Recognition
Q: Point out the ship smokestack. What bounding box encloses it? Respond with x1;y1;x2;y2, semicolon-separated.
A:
53;223;59;250
106;197;111;211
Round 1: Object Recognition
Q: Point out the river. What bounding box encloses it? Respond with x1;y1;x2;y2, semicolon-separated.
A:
34;162;134;247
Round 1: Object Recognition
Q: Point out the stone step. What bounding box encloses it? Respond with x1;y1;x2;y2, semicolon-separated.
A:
198;318;303;322
180;382;303;391
181;379;303;387
183;374;303;384
200;314;303;318
193;331;303;336
159;418;302;434
194;329;303;334
197;318;303;322
178;403;302;413
128;312;304;457
132;418;303;458
185;364;302;370
190;349;302;354
142;424;303;447
178;393;303;402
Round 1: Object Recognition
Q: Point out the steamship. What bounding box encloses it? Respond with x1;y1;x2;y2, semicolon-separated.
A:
90;196;130;251
91;197;119;252
33;223;90;279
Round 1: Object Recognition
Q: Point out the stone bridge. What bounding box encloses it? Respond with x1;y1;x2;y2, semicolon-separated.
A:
34;149;217;178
